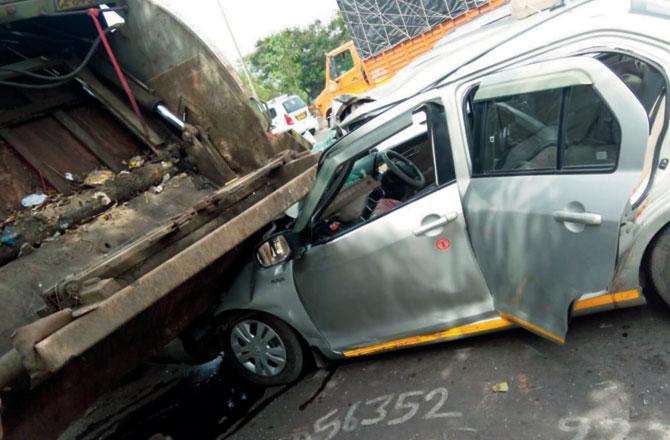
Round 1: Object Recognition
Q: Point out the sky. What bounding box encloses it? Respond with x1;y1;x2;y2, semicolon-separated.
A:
158;0;340;66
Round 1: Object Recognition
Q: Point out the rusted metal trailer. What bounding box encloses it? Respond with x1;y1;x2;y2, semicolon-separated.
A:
0;1;316;438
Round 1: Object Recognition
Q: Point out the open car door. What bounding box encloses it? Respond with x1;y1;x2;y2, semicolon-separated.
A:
462;57;650;343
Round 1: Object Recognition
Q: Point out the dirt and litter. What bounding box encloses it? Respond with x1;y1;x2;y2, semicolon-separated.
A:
0;161;177;267
492;381;510;393
0;1;318;438
19;193;47;208
83;169;114;187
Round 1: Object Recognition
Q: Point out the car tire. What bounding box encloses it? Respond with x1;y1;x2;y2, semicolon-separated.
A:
650;226;670;305
224;314;304;386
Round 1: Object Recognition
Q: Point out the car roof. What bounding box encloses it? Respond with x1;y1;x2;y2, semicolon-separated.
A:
266;94;301;107
341;0;670;128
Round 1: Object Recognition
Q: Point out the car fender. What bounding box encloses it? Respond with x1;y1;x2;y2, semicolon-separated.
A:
214;261;336;358
613;180;670;292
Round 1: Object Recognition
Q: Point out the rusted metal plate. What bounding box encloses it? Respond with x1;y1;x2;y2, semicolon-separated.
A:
53;110;123;173
3;86;84;128
64;105;146;168
0;141;41;216
1;163;316;440
1;249;241;440
75;68;165;151
40;154;288;310
0;172;212;355
33;167;316;374
0;117;103;194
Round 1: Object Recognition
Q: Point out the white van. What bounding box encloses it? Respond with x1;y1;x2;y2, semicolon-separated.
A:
266;95;318;137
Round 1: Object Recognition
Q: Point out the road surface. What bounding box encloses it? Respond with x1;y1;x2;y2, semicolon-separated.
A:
65;296;670;440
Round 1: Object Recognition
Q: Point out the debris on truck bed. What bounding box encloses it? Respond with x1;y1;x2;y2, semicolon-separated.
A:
0;1;317;438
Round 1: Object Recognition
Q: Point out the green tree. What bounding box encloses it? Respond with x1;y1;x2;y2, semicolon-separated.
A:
243;13;351;103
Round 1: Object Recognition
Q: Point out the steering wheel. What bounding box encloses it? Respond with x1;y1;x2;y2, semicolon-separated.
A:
378;149;425;188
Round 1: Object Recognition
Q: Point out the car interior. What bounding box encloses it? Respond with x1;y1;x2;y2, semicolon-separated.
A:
313;111;436;240
466;53;666;175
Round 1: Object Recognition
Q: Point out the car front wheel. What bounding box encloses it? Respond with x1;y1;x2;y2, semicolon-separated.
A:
650;225;670;305
224;314;304;386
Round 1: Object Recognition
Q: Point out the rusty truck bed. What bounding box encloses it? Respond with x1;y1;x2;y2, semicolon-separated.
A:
0;1;317;438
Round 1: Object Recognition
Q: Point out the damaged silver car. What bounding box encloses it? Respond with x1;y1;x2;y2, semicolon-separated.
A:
212;0;670;385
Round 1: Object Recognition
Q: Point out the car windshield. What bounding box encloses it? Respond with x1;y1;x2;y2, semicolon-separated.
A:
328;112;427;187
282;97;307;113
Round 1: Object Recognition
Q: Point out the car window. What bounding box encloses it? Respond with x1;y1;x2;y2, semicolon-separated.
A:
317;131;434;227
330;49;355;79
282;96;307;113
471;88;561;173
598;53;667;122
562;85;621;169
313;105;452;241
268;107;277;119
469;85;620;175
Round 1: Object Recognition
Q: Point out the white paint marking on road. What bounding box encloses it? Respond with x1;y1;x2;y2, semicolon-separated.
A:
424;387;462;419
558;416;670;440
360;394;394;426
559;416;591;440
277;386;463;439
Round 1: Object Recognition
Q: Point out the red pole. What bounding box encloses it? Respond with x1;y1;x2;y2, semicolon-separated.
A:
86;8;150;138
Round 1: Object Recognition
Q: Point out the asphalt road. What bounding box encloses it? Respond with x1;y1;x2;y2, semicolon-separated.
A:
64;297;670;440
226;300;670;440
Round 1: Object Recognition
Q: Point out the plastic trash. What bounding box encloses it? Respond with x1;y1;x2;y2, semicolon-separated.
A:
128;156;145;169
1;226;17;246
92;192;112;206
492;382;509;393
21;193;47;208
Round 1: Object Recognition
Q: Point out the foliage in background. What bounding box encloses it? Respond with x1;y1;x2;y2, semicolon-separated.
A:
242;13;351;103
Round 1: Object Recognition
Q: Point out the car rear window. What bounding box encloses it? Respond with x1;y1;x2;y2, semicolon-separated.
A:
282;97;307;113
469;85;621;175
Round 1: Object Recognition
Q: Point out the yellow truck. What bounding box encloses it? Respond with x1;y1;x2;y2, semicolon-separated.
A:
314;0;507;122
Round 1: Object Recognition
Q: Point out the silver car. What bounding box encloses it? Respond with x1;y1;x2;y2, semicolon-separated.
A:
213;0;670;385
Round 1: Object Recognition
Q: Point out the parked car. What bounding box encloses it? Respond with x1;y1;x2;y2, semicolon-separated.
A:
266;94;319;137
210;0;670;385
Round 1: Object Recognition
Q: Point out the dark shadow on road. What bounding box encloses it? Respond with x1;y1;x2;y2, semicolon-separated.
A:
67;356;265;440
298;366;338;411
66;302;670;440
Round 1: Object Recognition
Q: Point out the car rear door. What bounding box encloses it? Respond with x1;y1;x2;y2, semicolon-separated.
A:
459;57;650;343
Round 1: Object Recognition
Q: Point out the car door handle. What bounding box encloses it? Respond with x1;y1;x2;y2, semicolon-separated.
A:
553;210;602;226
413;212;458;236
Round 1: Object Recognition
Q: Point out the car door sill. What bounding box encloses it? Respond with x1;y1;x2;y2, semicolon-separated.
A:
342;317;514;358
341;289;644;358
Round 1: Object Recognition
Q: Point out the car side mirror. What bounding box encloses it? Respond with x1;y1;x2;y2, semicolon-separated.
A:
256;234;292;268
